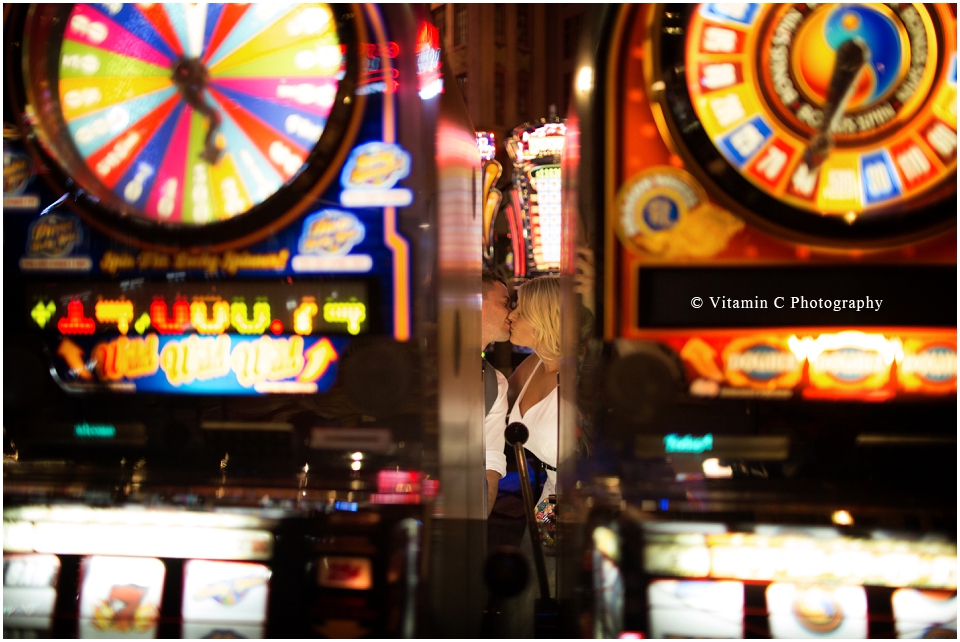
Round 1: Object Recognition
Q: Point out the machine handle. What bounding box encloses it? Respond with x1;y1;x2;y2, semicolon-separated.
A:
504;422;550;600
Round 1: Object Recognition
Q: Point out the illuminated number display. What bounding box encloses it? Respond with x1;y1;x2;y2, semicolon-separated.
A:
527;165;562;270
28;281;368;395
14;4;360;249
653;3;957;243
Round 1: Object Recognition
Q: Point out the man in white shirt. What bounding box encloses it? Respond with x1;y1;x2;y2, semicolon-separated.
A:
481;270;511;516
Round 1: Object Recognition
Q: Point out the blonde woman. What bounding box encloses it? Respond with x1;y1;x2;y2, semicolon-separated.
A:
507;275;561;508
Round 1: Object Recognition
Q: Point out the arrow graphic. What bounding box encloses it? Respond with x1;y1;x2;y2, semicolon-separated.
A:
57;338;93;380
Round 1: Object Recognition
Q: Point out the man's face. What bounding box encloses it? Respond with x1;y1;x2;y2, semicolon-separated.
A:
481;281;512;346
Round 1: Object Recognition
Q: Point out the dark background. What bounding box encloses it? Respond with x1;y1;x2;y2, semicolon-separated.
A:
639;265;957;328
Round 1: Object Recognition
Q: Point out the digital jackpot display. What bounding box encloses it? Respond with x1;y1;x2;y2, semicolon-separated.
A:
26;280;368;395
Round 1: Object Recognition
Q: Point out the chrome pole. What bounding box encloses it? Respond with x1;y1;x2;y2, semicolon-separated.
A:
504;421;550;599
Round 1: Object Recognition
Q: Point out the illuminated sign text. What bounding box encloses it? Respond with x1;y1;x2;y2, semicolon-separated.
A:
191;300;231;334
74;423;117;439
95;299;134;335
323;301;366;335
293;299;319;335
27;214;82;257
92;335;161;381
231;336;305;388
58;300;96;335
161;335;232;386
231;300;271;335
664;433;714;453
151;298;191;334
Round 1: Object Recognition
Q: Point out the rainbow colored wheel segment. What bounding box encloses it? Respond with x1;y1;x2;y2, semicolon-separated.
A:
680;3;957;218
58;3;345;226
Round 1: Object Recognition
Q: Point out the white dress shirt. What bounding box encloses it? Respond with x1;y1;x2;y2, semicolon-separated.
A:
484;367;508;477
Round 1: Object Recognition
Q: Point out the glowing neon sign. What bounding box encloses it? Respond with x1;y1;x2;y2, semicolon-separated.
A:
298;210;366;256
134;313;151;335
722;336;803;390
478;133;504;260
64;333;345;395
795;331;897;392
231;335;305;388
677;330;957;400
899;340;958;393
160;335;233;387
33;282;362;395
664;433;714;453
74;423;117;439
293;299;320;335
476;132;497;162
340;142;413;208
357;41;400;95
190;300;231;334
150;298;191;335
27;214;82;257
58;338;92;380
644;527;958;589
92;334;160;381
342;142;410;189
528;165;562;269
506;121;567;164
31;300;56;329
231;300;271;335
323;301;366;335
32;283;368;339
416;22;443;100
58;300;96;335
95;299;134;335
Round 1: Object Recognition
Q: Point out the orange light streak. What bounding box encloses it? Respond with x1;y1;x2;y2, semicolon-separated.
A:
365;4;410;341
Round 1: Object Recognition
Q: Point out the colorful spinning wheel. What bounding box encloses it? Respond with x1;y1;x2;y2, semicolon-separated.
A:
8;3;364;250
651;3;957;246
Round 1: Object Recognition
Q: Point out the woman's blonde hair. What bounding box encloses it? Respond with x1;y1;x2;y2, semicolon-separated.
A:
516;275;561;363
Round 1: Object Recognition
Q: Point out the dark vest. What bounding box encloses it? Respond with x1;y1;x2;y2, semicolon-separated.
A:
482;359;498;416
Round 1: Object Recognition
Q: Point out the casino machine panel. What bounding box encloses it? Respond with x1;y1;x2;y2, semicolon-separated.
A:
3;4;481;637
561;4;957;637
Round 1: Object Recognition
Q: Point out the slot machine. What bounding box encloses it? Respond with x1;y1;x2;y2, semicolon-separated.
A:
3;3;484;637
560;3;957;637
504;118;567;281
